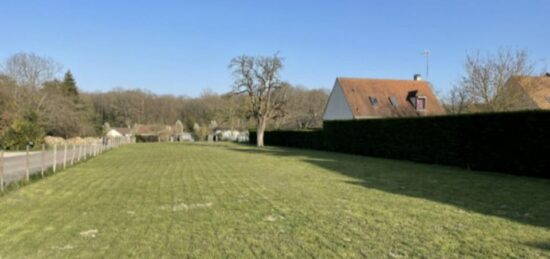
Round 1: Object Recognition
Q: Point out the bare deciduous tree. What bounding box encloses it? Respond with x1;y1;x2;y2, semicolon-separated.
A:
275;86;328;129
3;52;61;88
443;84;472;114
446;48;534;113
229;54;285;146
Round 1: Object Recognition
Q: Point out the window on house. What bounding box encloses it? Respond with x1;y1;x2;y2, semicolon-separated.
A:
369;96;379;107
546;96;550;104
416;96;427;111
389;96;399;107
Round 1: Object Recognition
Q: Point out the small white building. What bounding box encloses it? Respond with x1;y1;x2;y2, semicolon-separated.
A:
106;128;133;138
213;129;249;142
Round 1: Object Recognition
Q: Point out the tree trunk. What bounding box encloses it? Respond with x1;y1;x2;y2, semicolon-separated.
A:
256;117;267;147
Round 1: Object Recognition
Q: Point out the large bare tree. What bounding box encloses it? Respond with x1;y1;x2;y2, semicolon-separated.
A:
229;54;285;146
2;52;61;88
445;48;534;113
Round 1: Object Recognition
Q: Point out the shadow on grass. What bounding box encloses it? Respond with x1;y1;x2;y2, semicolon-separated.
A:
226;144;550;229
525;241;550;251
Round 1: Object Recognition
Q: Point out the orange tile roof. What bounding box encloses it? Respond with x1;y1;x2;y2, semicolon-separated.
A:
337;77;446;118
510;75;550;109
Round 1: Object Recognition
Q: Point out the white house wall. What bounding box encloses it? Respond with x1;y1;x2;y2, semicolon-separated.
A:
323;81;354;121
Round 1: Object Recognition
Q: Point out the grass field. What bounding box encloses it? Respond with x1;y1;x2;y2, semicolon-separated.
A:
0;143;549;258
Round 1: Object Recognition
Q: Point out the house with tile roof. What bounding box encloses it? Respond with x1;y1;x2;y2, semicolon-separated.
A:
323;76;446;121
500;74;550;111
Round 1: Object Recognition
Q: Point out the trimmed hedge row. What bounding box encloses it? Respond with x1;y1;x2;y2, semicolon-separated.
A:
249;130;324;150
250;111;550;178
136;135;159;143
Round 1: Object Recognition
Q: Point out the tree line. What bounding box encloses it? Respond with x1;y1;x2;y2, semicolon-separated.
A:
442;48;545;113
0;52;328;149
1;48;543;148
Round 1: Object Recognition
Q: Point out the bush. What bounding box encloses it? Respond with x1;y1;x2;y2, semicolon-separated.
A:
253;111;550;178
0;111;44;150
136;135;159;143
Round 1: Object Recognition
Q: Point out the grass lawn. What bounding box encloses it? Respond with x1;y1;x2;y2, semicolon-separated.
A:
0;143;549;258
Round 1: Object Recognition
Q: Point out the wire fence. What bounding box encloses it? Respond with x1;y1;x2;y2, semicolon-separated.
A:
0;137;133;192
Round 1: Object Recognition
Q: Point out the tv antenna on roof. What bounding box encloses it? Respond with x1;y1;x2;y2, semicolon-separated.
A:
421;50;430;80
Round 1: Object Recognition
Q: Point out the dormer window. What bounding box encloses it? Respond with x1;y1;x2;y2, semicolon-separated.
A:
416;96;427;111
369;96;379;107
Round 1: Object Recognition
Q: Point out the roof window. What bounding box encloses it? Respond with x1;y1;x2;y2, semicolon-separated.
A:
389;96;399;107
369;96;379;107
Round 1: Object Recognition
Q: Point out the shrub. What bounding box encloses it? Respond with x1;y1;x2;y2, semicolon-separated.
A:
135;135;159;143
0;111;44;150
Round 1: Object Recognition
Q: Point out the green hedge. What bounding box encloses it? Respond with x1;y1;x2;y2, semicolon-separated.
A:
249;130;324;150
136;135;159;143
250;111;550;178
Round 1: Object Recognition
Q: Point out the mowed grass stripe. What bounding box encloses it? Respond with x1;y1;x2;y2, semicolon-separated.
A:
219;148;361;252
0;143;549;258
203;146;323;257
217;152;315;257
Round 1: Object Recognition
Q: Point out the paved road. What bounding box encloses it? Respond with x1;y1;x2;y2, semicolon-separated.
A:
1;145;104;185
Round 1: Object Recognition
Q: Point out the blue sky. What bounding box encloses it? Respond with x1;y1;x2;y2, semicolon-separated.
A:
1;0;549;97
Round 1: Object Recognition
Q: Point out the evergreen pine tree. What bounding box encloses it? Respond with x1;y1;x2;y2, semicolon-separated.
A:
62;70;79;96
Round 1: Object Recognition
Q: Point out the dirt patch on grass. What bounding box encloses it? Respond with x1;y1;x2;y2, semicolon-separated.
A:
79;229;98;238
159;202;213;212
52;244;74;250
265;214;284;222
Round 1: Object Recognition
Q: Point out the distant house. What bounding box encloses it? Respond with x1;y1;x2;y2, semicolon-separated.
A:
323;76;445;120
176;132;194;142
500;74;550;110
134;123;195;142
134;124;168;142
213;128;248;142
106;127;133;138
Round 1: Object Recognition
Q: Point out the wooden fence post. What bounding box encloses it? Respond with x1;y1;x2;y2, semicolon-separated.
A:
71;144;76;165
0;150;4;192
78;144;82;162
53;144;57;173
41;144;45;177
26;145;30;182
63;143;67;169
